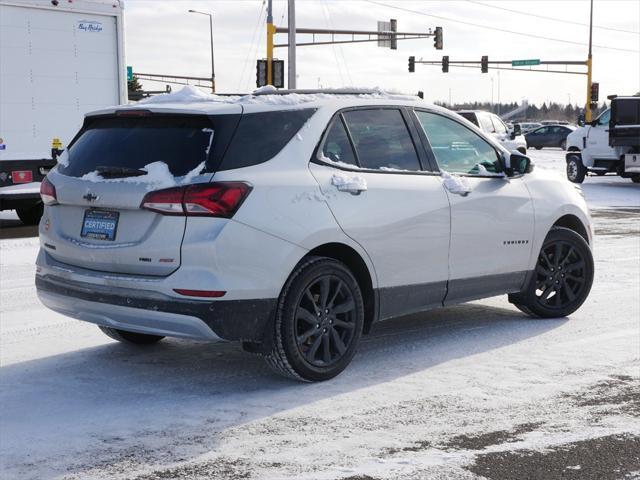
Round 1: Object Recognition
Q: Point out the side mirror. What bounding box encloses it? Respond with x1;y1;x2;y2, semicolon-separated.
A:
590;120;598;127
503;151;533;176
510;124;521;140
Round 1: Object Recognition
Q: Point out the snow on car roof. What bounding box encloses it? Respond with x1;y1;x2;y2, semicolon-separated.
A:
86;85;428;117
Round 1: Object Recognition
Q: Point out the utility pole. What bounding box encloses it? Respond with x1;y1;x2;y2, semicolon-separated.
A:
585;0;594;122
266;0;275;86
188;9;216;93
288;0;296;89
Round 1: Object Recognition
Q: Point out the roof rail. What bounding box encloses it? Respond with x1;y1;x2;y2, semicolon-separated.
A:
252;88;404;96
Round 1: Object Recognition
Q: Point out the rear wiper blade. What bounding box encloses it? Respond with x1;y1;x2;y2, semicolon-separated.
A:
95;166;147;178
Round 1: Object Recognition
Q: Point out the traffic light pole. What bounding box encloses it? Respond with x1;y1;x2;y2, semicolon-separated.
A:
585;0;594;122
288;0;296;89
266;0;275;86
414;59;588;76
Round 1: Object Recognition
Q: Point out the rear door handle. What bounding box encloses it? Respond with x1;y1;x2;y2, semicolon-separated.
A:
336;182;367;195
331;174;367;195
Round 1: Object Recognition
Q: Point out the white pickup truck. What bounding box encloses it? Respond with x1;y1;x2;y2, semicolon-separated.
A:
456;110;528;155
565;96;640;184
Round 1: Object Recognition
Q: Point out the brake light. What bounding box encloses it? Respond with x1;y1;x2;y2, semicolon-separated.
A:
140;182;252;218
140;186;184;215
40;177;58;205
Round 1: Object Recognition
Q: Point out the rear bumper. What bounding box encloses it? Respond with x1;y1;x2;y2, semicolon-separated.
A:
0;182;42;210
36;274;276;342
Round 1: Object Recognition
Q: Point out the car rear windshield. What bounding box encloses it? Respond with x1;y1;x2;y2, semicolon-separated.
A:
59;109;316;177
59;115;235;178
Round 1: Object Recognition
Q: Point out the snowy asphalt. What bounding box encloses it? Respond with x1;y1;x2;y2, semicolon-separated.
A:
1;149;639;479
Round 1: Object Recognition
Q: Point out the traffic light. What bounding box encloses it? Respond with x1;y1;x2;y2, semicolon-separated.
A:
408;56;415;73
390;19;397;50
272;59;285;88
590;82;599;102
256;59;267;87
442;55;449;73
481;55;489;73
434;26;443;50
256;59;285;88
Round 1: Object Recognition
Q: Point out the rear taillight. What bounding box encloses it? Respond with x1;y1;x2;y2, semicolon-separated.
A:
140;182;252;218
40;177;58;205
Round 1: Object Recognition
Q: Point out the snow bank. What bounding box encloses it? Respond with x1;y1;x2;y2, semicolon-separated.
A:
80;161;205;190
441;171;472;195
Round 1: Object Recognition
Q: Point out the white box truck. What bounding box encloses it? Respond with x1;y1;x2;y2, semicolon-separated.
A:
0;0;126;224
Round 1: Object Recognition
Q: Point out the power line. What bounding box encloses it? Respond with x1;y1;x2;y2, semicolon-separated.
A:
365;0;639;53
466;0;639;35
239;3;267;91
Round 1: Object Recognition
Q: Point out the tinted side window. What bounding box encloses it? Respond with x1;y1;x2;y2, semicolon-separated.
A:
479;115;495;133
492;116;507;134
219;108;316;171
597;109;611;126
415;111;500;175
319;118;357;166
342;109;421;171
457;112;479;127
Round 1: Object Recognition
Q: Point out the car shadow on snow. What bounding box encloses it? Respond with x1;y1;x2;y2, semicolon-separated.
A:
0;302;568;477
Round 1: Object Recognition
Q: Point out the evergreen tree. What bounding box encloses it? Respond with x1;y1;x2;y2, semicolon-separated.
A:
128;75;143;93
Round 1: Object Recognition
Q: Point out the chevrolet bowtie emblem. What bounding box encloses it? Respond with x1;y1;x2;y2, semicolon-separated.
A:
83;192;99;202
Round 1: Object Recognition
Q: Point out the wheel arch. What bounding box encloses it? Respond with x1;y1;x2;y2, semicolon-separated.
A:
305;242;378;334
566;148;581;161
552;214;590;245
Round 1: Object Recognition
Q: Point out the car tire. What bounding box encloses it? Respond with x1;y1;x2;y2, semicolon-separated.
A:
264;256;364;382
99;326;165;345
509;227;594;318
534;146;542;150
632;175;640;183
560;140;567;150
16;202;44;225
566;155;586;183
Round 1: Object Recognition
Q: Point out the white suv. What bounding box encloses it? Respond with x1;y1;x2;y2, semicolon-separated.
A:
456;110;528;154
36;88;594;381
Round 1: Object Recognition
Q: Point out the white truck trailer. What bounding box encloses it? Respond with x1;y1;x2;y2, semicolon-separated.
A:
0;0;126;224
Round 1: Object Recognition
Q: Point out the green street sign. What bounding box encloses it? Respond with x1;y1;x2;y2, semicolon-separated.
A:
512;59;540;67
127;66;133;81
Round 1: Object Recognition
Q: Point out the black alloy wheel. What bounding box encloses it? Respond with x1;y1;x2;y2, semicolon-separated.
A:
265;256;364;381
510;227;594;318
294;275;357;368
534;240;588;310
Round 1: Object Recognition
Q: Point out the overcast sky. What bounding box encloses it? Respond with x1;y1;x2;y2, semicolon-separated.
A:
124;0;640;106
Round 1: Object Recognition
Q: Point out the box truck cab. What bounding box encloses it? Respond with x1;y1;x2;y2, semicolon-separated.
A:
0;0;126;224
565;96;640;183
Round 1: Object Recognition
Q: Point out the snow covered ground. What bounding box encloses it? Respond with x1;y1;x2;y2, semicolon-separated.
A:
0;149;638;479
